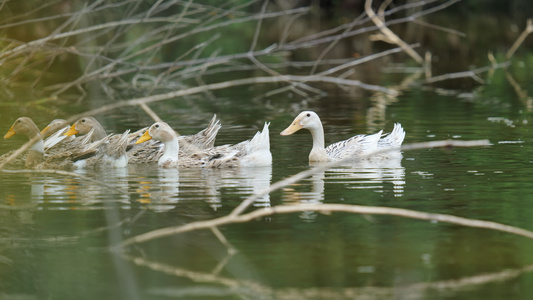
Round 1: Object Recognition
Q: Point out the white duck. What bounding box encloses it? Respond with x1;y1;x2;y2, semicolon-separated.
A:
127;114;222;164
135;121;271;168
280;111;405;162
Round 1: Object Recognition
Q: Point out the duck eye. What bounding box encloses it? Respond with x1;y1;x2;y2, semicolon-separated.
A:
306;113;311;117
81;119;86;123
154;124;159;128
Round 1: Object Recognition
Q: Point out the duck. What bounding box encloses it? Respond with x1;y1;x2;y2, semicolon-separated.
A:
41;119;70;138
65;117;107;142
127;114;222;164
280;111;405;162
2;117;103;169
3;117;46;168
40;119;74;149
65;115;222;164
135;121;271;168
63;116;132;168
81;130;130;168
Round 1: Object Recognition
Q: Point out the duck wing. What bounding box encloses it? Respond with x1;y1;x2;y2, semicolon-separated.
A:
326;130;382;160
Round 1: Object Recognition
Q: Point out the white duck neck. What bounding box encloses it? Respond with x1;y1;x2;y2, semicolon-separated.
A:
159;137;180;166
31;139;45;154
308;122;329;161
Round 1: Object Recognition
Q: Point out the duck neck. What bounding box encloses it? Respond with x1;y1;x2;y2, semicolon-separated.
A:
308;123;329;162
26;134;45;167
159;137;180;166
92;123;108;141
31;139;45;154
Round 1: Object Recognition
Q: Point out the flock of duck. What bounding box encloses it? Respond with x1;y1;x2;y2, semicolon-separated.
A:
1;111;405;170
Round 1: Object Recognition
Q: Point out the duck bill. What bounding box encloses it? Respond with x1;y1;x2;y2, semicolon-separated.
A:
135;131;152;144
40;126;51;136
280;119;302;136
64;124;79;136
4;126;16;139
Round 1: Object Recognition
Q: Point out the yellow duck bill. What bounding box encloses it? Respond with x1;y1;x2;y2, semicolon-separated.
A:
64;124;79;136
136;130;153;144
4;126;16;139
280;119;303;136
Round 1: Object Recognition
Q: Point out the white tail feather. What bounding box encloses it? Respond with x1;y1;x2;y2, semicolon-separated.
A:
241;122;272;167
44;127;70;150
378;123;405;149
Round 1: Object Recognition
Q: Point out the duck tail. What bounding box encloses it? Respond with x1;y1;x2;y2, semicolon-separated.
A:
198;114;222;149
379;123;405;149
115;130;131;155
178;115;222;153
239;122;272;167
105;130;130;167
245;122;271;155
206;114;222;146
360;130;382;155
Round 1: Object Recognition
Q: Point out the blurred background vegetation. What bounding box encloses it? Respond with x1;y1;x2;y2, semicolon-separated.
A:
0;0;531;121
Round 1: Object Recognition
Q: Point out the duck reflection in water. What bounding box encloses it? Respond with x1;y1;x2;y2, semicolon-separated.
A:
126;164;272;213
198;165;273;210
284;157;405;221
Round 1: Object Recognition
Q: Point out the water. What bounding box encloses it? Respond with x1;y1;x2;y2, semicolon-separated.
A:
2;82;533;299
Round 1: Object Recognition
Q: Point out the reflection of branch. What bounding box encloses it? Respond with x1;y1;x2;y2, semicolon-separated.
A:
506;18;533;60
119;243;533;299
119;253;258;292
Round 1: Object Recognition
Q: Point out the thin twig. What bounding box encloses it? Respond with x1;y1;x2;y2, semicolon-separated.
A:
424;61;510;84
364;0;424;64
58;74;398;123
506;18;533;60
118;200;533;250
139;103;163;123
315;45;414;77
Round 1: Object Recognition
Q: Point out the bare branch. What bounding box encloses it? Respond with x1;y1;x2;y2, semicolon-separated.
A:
57;74;398;123
424;61;510;84
118;198;533;250
364;0;424;64
506;18;533;60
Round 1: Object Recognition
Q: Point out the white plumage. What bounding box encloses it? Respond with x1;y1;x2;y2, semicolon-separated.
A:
280;111;405;162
